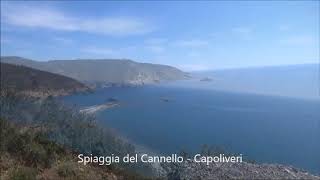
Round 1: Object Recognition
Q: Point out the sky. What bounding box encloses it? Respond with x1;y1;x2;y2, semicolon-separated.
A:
1;1;319;71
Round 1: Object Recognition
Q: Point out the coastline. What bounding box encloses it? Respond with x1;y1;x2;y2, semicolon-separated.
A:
61;84;320;177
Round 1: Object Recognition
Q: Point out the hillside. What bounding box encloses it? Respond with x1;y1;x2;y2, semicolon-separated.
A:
0;118;149;180
1;56;188;87
0;89;152;179
1;63;88;97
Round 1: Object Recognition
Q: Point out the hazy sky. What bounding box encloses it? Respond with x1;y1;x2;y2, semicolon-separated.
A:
1;1;319;71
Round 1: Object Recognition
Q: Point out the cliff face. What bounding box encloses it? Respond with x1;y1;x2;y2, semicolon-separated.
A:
0;63;89;97
1;56;189;87
162;160;320;180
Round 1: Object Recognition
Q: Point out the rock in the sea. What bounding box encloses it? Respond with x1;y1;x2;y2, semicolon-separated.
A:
200;77;213;82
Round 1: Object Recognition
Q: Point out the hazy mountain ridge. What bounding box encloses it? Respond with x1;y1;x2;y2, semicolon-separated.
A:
0;62;89;97
1;56;188;87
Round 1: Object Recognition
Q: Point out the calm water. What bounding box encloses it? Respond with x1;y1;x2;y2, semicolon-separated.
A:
63;81;320;174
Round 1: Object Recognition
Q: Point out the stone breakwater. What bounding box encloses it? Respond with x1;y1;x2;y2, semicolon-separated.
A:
79;102;120;114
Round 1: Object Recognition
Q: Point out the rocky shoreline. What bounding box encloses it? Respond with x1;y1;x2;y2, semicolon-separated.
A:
161;159;320;179
18;87;90;98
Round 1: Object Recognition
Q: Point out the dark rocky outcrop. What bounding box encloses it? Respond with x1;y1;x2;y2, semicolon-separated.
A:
0;62;89;97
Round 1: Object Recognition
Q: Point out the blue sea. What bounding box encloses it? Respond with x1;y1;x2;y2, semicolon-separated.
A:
63;80;320;174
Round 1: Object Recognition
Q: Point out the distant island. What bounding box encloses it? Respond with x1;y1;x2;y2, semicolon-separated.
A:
200;77;213;82
160;97;173;102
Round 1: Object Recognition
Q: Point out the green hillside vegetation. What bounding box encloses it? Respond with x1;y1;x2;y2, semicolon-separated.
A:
1;63;88;97
0;63;154;179
0;91;152;179
0;117;149;180
0;63;155;179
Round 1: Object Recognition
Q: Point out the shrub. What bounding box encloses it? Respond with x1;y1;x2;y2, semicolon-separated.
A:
56;161;77;178
24;142;48;167
8;166;37;180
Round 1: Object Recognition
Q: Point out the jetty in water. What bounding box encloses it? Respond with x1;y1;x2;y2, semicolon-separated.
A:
80;100;120;114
